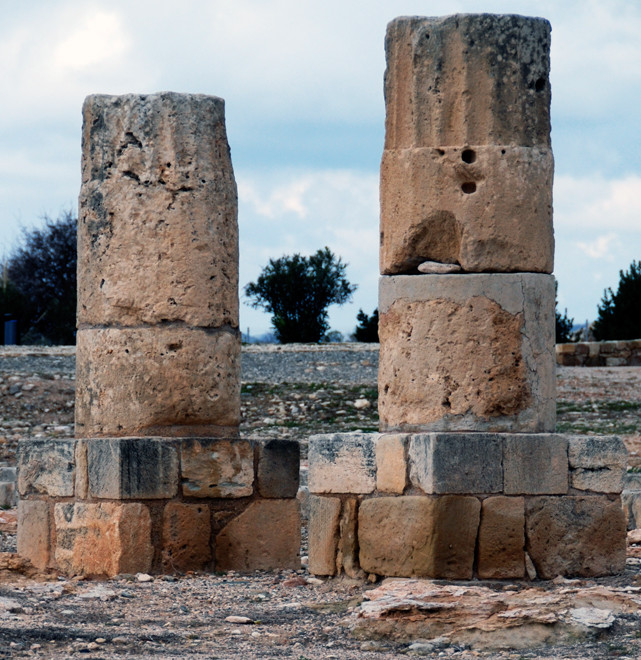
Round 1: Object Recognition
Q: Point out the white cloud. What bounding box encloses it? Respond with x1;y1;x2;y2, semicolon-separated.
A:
576;234;619;260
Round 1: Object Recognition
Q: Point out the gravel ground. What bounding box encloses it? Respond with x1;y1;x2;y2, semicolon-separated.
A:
2;345;641;658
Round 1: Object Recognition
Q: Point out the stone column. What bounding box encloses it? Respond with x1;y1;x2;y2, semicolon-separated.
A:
17;94;300;576
307;15;627;581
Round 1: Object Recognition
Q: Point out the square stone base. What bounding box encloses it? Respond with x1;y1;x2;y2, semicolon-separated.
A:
17;437;300;576
307;432;627;580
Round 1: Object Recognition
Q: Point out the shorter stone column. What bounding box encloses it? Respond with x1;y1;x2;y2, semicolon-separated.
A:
17;93;301;576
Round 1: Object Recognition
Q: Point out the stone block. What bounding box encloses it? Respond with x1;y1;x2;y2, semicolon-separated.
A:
525;496;626;579
383;15;551;150
408;433;502;494
568;436;627;493
477;496;525;579
87;437;179;499
379;274;555;433
0;481;17;508
257;439;300;498
17;500;50;570
75;440;88;499
380;146;553;274
376;434;408;494
622;490;641;530
308;496;341;576
0;466;16;482
162;502;212;571
503;435;568;495
358;495;480;578
78;92;238;329
215;499;300;571
337;498;361;578
308;432;378;494
54;502;153;577
75;327;240;438
181;438;253;498
17;439;75;497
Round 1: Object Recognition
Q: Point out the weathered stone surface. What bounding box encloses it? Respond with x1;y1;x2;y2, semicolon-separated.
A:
162;502;211;571
337;498;362;578
78;93;238;329
380;146;553;274
54;502;153;577
257;439;300;498
417;261;462;274
525;496;626;579
379;275;555;432
376;434;407;494
622;490;641;530
308;433;378;494
308;496;341;576
87;437;179;499
75;440;88;499
0;482;17;508
75;327;240;437
181;438;253;498
408;433;502;494
17;500;50;570
384;15;551;150
568;436;627;493
0;466;16;482
478;496;525;579
359;496;480;578
17;439;75;497
503;435;568;495
215;499;300;571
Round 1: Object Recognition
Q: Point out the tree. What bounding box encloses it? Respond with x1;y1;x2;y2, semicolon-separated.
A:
244;247;356;343
353;308;379;342
593;260;641;341
555;280;574;344
7;211;77;345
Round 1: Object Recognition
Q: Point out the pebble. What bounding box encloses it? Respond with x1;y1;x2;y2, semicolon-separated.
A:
353;398;370;409
224;615;253;624
136;573;153;582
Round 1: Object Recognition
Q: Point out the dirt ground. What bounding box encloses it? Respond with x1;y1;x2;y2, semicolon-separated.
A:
1;356;641;658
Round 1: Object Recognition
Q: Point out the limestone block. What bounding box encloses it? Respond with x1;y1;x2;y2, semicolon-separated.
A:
568;436;627;493
0;466;16;482
408;433;502;494
257;439;300;498
384;15;551;150
162;502;212;571
308;496;341;576
0;482;17;508
17;500;50;570
477;496;525;579
75;440;88;499
54;502;153;577
380;146;553;274
376;434;408;494
17;439;75;497
622;490;641;530
78;93;238;328
87;437;179;499
503;435;568;495
308;433;378;494
337;498;362;578
215;499;300;571
359;495;480;578
181;438;253;498
75;327;240;438
379;274;555;432
525;496;626;579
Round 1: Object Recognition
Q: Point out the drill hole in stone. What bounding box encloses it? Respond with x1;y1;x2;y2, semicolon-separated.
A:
461;182;477;194
461;149;476;164
535;77;545;92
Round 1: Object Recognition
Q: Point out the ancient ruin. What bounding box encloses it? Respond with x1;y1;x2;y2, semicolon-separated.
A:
308;14;627;580
17;93;300;576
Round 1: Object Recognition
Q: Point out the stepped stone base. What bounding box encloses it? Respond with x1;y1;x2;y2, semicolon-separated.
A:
307;432;627;580
17;437;300;576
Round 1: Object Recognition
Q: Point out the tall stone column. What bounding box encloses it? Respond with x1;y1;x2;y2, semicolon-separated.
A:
17;94;300;576
307;15;627;581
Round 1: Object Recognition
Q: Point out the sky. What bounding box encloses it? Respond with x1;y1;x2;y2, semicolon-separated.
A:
1;0;640;338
